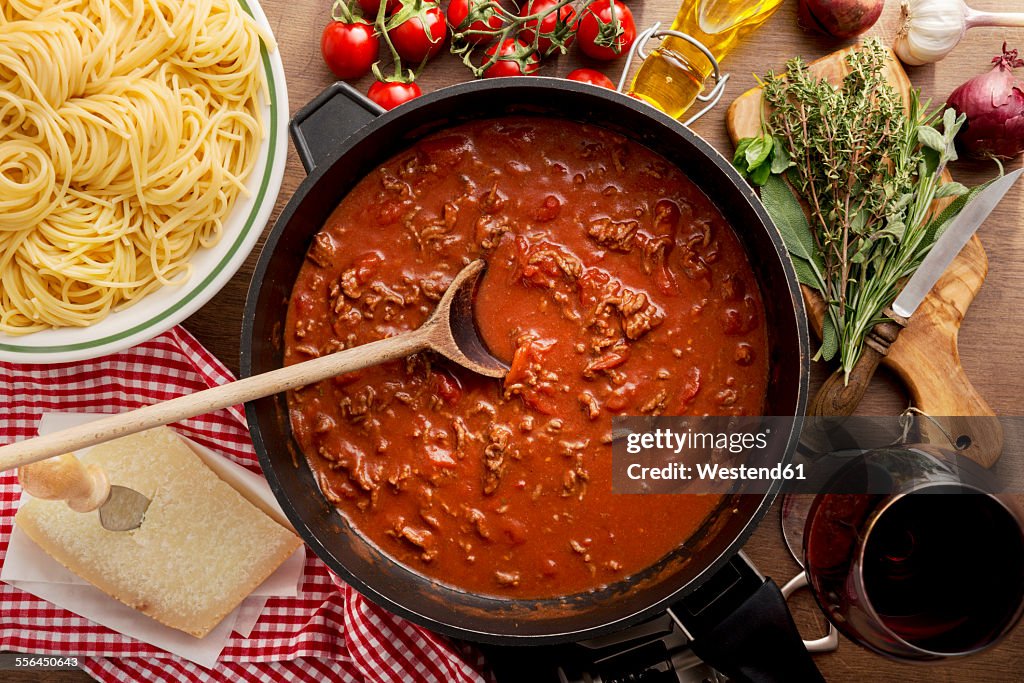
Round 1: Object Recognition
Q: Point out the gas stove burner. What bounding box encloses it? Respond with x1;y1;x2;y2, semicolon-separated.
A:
556;613;728;683
483;609;725;683
482;553;774;683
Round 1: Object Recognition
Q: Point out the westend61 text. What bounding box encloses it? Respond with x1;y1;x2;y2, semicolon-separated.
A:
626;462;806;481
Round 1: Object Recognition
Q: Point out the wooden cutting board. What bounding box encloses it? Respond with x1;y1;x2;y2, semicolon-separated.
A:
726;46;1001;466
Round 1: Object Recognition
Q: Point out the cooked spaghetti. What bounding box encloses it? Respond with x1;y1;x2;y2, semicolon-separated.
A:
0;0;273;333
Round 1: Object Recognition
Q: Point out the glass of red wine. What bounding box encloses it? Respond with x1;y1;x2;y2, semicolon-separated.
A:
801;444;1024;661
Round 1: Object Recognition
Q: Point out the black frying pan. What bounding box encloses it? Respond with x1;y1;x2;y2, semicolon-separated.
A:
241;78;818;682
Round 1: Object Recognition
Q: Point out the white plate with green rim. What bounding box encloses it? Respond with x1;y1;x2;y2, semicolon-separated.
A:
0;0;288;365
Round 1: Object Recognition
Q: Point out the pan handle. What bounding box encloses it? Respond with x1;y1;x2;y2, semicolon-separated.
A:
289;81;386;174
669;553;826;683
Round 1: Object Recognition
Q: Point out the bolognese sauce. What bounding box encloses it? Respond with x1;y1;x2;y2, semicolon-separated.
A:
284;117;768;597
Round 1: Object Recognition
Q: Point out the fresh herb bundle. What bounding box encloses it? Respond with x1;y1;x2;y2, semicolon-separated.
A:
735;39;987;381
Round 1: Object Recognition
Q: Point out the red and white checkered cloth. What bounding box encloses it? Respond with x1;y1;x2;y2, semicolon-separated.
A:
0;326;490;683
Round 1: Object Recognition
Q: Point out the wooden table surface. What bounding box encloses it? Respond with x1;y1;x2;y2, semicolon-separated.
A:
10;0;1024;681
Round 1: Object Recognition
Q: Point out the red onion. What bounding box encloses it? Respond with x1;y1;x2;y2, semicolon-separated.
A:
947;44;1024;160
798;0;885;40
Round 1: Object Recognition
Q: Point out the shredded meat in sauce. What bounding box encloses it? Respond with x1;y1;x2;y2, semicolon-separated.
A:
285;118;768;598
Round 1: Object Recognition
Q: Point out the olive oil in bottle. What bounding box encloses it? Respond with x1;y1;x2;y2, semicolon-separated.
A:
630;0;783;120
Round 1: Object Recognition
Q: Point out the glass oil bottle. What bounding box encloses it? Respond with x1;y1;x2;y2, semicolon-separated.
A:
630;0;784;120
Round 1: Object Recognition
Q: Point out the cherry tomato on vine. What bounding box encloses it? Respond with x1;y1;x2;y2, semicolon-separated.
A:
520;0;578;54
357;0;398;18
447;0;502;45
482;38;539;78
390;2;447;63
577;0;636;61
367;80;422;110
321;20;379;80
566;67;614;89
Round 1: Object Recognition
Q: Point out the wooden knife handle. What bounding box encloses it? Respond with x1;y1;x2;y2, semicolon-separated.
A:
808;316;907;417
18;454;111;513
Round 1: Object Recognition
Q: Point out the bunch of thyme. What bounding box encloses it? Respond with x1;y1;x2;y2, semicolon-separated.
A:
736;39;975;381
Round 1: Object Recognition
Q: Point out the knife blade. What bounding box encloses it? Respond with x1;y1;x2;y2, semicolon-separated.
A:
891;167;1024;319
98;485;151;531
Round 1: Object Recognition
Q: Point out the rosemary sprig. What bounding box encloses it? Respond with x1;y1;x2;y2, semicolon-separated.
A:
735;39;979;381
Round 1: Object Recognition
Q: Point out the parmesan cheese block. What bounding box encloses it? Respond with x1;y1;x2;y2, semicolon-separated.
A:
14;427;303;639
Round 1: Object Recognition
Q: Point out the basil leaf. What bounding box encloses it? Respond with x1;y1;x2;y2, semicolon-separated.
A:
750;161;772;186
745;136;772;171
732;137;754;168
770;137;792;174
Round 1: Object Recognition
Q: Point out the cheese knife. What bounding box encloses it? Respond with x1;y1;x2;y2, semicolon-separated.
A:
18;454;151;531
809;167;1023;465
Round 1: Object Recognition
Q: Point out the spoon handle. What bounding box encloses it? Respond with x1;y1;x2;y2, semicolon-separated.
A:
0;329;429;472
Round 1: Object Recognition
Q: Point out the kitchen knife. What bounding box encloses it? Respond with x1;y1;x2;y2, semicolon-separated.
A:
891;167;1024;319
809;168;1022;465
18;454;150;531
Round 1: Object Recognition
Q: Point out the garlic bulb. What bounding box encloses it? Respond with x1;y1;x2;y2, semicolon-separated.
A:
894;0;1024;66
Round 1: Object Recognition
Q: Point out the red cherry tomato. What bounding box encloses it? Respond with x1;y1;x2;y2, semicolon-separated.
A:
520;0;578;54
482;38;539;78
577;0;636;61
321;20;380;80
566;67;615;89
357;0;380;16
367;80;422;110
447;0;503;45
357;0;397;18
390;2;447;63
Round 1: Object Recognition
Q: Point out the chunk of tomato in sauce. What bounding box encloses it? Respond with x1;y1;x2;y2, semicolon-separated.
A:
431;369;463;406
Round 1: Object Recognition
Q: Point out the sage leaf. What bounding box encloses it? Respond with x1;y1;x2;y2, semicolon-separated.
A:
933;181;968;199
878;218;906;243
925;177;997;244
819;314;838;362
759;175;824;278
790;256;819;288
917;125;945;153
890;193;914;212
942;106;957;134
942;107;966;141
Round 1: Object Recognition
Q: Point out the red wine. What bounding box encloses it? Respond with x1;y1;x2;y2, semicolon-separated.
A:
861;488;1024;654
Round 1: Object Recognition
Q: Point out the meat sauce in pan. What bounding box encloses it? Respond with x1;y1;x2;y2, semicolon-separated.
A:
284;118;769;597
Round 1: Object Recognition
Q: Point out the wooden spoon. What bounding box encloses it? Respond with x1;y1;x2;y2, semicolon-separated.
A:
0;259;506;472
